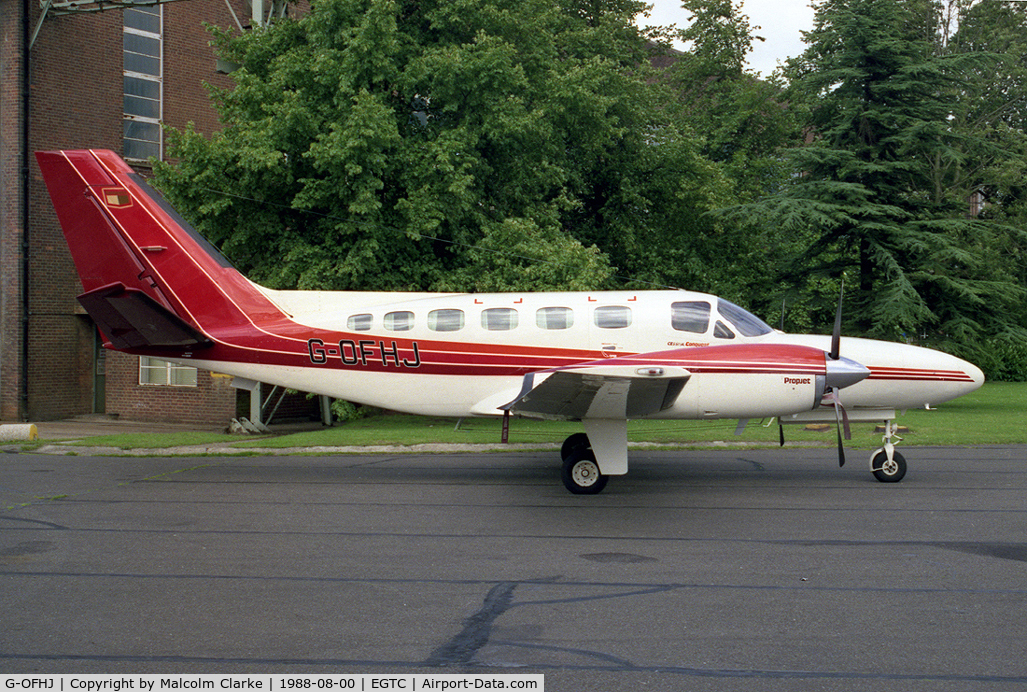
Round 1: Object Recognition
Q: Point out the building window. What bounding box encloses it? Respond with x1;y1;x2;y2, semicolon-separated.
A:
124;3;162;161
969;190;985;218
139;357;197;386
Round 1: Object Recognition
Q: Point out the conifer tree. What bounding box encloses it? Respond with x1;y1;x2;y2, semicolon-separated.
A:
730;0;1026;355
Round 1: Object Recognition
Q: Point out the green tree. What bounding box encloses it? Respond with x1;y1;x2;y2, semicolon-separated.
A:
945;0;1027;279
670;1;803;199
942;0;1027;376
726;0;1026;358
661;0;804;307
154;0;728;294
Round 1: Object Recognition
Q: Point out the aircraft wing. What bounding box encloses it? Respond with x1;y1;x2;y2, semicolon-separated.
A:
501;362;691;420
498;341;852;422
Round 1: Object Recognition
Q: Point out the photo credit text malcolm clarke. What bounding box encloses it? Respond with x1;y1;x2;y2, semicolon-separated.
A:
0;676;543;692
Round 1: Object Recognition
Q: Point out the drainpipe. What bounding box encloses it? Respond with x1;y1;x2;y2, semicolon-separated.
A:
19;0;31;420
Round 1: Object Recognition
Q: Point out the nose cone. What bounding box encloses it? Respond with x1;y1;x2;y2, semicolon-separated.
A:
902;347;985;407
825;355;871;390
959;358;986;394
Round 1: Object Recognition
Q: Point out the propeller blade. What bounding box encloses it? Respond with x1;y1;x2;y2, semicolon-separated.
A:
839;395;852;440
779;422;785;447
836;420;846;467
830;281;844;361
825;387;851;467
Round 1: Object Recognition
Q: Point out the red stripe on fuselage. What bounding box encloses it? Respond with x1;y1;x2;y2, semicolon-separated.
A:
867;367;976;383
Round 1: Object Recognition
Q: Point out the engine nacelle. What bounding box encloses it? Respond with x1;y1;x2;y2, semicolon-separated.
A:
688;371;822;419
650;344;869;420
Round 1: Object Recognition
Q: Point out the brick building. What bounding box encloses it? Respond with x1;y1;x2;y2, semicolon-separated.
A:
0;0;312;426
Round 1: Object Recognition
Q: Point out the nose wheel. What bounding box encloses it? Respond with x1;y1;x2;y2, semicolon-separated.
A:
870;420;907;483
871;448;907;482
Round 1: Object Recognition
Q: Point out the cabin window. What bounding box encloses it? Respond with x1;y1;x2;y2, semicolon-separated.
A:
482;308;518;331
384;311;414;331
139;356;197;387
594;305;631;329
719;299;773;337
714;321;736;339
536;307;574;330
671;301;711;334
347;314;372;331
429;309;465;332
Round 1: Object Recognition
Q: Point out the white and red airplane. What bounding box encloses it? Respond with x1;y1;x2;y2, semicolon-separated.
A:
36;149;985;493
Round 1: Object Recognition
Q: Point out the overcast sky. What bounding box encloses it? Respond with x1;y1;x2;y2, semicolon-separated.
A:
640;1;817;77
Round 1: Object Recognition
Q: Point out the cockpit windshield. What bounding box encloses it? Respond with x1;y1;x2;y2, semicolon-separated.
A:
718;299;774;337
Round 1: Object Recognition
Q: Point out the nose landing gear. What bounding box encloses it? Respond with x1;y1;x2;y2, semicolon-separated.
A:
870;420;907;483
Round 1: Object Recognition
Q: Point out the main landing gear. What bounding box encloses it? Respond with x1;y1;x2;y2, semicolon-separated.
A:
869;420;907;483
560;433;608;494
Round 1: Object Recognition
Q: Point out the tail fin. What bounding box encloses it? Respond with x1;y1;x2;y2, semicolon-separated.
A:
35;150;285;349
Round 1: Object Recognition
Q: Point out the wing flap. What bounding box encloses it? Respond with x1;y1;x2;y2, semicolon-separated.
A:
502;365;691;420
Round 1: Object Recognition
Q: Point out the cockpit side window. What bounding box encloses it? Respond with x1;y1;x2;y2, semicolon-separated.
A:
714;321;735;339
671;301;711;334
718;299;773;337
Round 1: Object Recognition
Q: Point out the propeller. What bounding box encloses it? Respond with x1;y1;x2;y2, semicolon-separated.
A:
781;283;868;456
831;281;844;466
823;281;869;467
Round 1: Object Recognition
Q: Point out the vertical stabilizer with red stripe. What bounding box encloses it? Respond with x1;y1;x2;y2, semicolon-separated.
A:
36;149;285;349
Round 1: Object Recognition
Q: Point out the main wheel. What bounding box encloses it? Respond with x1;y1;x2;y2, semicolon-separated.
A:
561;448;608;495
561;432;591;461
871;449;907;483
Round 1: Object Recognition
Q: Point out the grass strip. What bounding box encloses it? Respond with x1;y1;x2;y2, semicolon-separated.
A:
34;382;1025;451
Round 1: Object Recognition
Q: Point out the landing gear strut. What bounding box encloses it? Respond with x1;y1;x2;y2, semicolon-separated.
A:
560;434;608;494
870;420;907;483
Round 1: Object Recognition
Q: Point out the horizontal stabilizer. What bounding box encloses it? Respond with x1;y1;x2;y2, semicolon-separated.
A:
78;282;212;349
503;364;690;420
